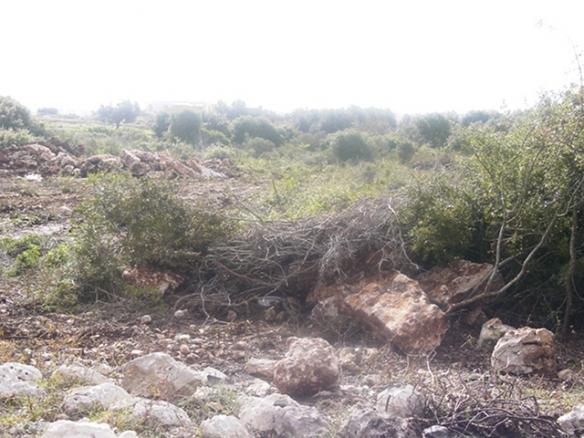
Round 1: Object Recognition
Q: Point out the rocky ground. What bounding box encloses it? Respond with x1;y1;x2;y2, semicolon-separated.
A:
1;174;584;437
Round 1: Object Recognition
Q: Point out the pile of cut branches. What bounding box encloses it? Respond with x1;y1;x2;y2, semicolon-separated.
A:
177;195;416;315
425;371;565;437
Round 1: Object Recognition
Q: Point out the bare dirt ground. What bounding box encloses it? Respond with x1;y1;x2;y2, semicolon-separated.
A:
1;175;584;437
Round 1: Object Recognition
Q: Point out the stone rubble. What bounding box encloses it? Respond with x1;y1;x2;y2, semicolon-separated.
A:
0;327;574;437
0;143;238;179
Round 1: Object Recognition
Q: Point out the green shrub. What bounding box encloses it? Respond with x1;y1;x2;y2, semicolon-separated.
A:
72;174;232;300
401;171;479;266
331;131;373;162
202;128;231;147
0;128;42;149
397;141;416;163
244;137;276;157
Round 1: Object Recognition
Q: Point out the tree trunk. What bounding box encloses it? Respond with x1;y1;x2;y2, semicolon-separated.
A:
562;209;578;338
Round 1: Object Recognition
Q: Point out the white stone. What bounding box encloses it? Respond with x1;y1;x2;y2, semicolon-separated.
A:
558;405;584;435
41;420;133;438
200;414;254;438
121;352;200;401
132;397;191;427
376;384;426;418
63;383;135;415
51;364;111;386
238;393;299;432
0;362;43;397
273;404;328;438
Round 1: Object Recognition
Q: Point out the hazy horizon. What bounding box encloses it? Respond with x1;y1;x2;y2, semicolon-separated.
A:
3;0;584;116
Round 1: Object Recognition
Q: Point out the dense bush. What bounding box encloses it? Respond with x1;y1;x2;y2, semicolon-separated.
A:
169;110;202;145
331;131;373;162
72;174;233;300
231;116;283;146
0;96;46;147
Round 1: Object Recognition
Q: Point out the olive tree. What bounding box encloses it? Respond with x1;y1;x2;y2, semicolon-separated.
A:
169;110;202;145
96;100;140;129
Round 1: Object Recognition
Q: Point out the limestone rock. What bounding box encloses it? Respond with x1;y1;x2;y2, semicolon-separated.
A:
376;384;425;418
122;266;184;295
423;425;459;437
80;154;122;175
477;318;515;351
417;260;503;309
120;149;151;176
121;352;200;401
491;327;557;375
51;363;112;386
274;403;329;438
273;337;341;396
244;358;277;378
557;405;584;435
200;415;254;438
63;382;135;415
344;273;449;354
132;397;191;427
0;362;43;398
238;393;328;437
41;420;136;438
340;408;419;438
238;393;299;432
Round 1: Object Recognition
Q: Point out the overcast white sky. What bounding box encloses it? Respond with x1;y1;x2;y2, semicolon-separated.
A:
2;0;584;115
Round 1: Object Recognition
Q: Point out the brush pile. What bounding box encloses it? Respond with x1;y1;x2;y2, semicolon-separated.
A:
179;195;416;314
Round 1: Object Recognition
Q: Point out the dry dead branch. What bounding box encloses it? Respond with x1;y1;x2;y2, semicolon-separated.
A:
175;195;416;314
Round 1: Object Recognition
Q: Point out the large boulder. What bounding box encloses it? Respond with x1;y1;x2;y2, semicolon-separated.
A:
121;352;200;401
273;337;341;396
0;362;43;398
344;273;449;353
417;260;503;309
491;327;557;375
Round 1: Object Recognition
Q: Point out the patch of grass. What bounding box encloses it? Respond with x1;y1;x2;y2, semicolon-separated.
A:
178;386;240;425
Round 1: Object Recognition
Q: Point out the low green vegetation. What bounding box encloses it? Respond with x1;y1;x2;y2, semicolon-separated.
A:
2;88;584;333
71;173;233;301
